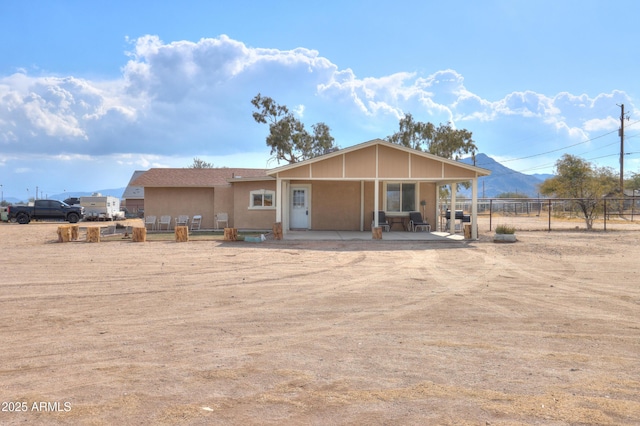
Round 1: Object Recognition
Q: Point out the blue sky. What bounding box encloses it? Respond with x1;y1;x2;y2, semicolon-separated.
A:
1;0;639;200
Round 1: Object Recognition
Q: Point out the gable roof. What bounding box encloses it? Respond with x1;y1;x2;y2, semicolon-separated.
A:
121;170;147;199
131;168;268;188
267;138;491;179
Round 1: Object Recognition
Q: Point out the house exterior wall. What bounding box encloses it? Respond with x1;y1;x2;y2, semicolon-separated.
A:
123;199;144;215
232;180;277;230
307;180;361;230
345;146;376;178
144;187;216;229
378;145;410;178
410;154;445;179
213;186;235;228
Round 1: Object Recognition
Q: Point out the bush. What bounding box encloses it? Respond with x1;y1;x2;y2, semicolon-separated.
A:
495;224;516;234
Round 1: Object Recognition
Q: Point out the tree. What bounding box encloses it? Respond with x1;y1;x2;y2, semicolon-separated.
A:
386;113;477;160
251;93;337;164
189;157;214;168
539;154;618;230
625;172;640;191
387;113;478;199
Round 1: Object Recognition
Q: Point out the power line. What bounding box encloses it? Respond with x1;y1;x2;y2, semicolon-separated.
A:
473;119;640;175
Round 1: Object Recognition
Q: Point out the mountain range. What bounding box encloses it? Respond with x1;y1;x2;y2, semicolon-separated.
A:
459;153;553;198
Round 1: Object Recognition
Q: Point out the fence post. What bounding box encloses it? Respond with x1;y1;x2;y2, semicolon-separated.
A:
489;199;493;231
548;199;552;232
604;199;607;232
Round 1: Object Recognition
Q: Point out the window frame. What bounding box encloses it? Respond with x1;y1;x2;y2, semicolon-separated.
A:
249;189;276;210
383;181;418;214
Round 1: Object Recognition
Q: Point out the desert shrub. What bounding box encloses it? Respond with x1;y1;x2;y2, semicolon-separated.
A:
495;224;516;234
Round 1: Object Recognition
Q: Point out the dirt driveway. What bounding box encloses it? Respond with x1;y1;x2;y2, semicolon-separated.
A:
1;222;639;425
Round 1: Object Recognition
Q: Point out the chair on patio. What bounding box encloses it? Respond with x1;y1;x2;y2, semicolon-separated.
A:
190;215;202;231
372;211;390;232
409;211;431;232
215;212;228;229
144;215;156;231
175;215;189;227
158;215;172;230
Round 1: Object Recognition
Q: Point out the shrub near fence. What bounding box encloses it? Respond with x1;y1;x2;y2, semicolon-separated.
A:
443;198;640;232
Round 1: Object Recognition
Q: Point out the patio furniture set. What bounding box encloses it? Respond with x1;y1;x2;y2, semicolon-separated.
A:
144;213;229;231
372;211;431;232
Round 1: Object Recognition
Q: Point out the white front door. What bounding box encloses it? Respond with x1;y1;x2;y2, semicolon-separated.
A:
290;186;310;229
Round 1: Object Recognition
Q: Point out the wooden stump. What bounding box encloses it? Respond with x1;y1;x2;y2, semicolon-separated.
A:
224;227;238;241
464;223;472;239
86;227;101;243
175;226;189;242
70;225;79;241
372;227;382;240
57;225;71;243
132;227;147;242
272;222;283;240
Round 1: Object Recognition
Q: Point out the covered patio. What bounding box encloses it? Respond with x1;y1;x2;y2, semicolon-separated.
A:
268;139;491;239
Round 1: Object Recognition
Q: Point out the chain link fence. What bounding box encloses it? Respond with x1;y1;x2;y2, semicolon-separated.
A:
440;197;640;232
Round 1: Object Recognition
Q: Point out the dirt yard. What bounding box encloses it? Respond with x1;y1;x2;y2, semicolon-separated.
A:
1;221;639;425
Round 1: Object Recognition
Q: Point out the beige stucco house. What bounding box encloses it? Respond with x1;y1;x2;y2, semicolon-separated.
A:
132;139;491;238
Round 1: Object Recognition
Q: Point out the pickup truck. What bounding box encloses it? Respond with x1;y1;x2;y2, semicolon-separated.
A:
7;199;85;224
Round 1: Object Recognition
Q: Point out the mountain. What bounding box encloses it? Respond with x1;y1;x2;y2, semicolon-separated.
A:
459;153;550;198
49;188;127;201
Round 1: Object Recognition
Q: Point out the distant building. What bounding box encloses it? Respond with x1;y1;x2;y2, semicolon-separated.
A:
121;170;146;214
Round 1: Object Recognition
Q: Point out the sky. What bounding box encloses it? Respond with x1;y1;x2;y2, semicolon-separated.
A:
1;0;640;201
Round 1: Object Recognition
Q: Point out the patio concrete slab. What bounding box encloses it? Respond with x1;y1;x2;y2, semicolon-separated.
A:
282;230;467;242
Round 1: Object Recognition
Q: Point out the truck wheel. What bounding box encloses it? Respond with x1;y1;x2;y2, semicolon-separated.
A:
17;213;30;224
67;213;80;223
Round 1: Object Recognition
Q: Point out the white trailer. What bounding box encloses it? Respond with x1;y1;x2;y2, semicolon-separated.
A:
80;194;125;221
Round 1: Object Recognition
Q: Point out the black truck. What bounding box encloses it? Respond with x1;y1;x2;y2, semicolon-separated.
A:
7;199;85;224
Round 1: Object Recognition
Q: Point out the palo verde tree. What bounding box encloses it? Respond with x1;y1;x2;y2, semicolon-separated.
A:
386;113;477;160
251;94;337;164
539;154;618;230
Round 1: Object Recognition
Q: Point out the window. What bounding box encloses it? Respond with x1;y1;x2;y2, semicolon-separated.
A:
385;182;416;212
250;189;275;209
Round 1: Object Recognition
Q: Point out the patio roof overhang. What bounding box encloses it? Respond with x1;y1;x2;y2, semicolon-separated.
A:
265;139;490;240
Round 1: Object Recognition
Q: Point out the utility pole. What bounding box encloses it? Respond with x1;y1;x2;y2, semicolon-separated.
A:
619;104;629;194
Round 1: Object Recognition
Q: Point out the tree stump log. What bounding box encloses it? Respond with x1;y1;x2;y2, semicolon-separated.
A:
372;227;383;240
175;226;189;242
464;223;472;239
132;227;147;242
224;227;238;241
272;222;283;240
86;227;101;243
70;225;79;241
57;225;71;243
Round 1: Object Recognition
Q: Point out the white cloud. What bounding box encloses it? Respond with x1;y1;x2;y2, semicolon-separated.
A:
0;33;637;182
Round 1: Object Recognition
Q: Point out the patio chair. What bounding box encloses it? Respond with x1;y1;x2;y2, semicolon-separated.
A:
175;215;189;227
371;211;390;232
409;211;431;232
144;215;156;231
215;212;228;229
190;215;202;231
158;215;172;230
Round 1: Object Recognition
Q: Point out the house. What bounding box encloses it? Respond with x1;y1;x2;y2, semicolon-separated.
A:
132;139;491;238
121;170;147;215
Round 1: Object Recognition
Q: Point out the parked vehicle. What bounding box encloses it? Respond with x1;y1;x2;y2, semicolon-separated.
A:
7;200;85;224
63;197;81;206
80;194;125;221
